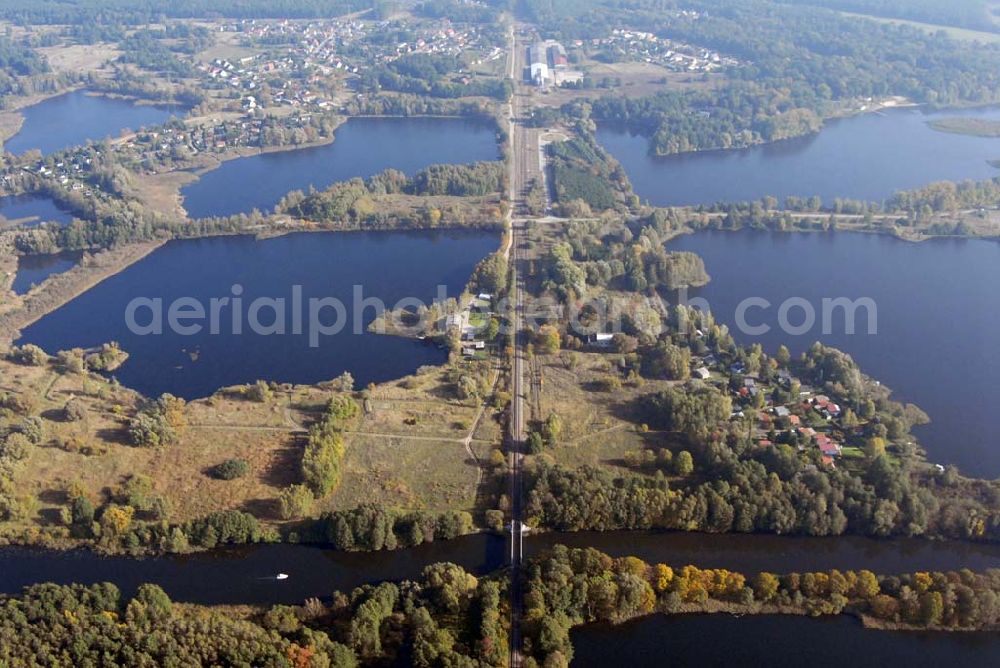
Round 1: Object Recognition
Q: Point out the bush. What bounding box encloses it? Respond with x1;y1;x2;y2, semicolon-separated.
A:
485;509;505;532
15;416;45;444
127;395;186;447
211;458;250;480
7;344;47;366
247;380;273;403
185;510;263;548
63;398;87;422
0;432;31;461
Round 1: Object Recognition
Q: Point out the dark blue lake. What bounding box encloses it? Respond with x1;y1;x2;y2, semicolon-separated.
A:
572;614;1000;668
0;193;74;228
12;252;81;295
17;230;499;399
599;106;1000;206
669;229;1000;478
180;116;500;219
3;90;181;156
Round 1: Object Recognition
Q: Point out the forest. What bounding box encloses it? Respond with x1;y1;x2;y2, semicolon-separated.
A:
522;546;1000;665
548;219;709;297
777;0;999;32
0;38;49;78
0;560;507;667
548;134;633;214
0;0;375;24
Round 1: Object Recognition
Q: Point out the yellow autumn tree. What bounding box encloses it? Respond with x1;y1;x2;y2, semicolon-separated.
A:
101;504;134;536
652;564;674;593
753;572;780;602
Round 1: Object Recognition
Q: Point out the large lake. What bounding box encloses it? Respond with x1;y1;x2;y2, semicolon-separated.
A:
669;230;1000;478
180;116;500;219
3;90;181;156
572;614;1000;667
17;230;499;399
599;106;1000;206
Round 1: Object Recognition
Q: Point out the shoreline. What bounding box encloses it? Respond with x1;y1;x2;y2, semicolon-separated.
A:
574;604;1000;636
0;240;165;347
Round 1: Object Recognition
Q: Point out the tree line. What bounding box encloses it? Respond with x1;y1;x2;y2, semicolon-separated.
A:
278;162;506;225
0;0;375;24
521;545;1000;665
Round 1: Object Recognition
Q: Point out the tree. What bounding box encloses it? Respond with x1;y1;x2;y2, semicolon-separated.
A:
542;413;563;445
674;450;694;476
485;509;505;532
920;591;944;626
63;398;87;422
100;504;134;536
865;436;887;459
248;380;273;403
8;344;47;366
776;345;791;366
653;564;674;592
335;371;355;392
278;484;315;520
753;572;780;602
536;325;561;355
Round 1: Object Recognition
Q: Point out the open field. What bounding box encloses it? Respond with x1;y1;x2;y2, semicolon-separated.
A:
327;434;483;514
37;42;120;76
0;349;505;546
130;170;198;218
839;10;1000;44
196;33;259;64
533;350;681;471
533;63;725;108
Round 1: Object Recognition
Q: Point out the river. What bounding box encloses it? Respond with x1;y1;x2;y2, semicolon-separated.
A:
16;229;499;400
3;530;999;606
0;535;505;606
179;116;500;219
668;229;1000;479
571;614;1000;667
3;90;182;156
598;106;1000;206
